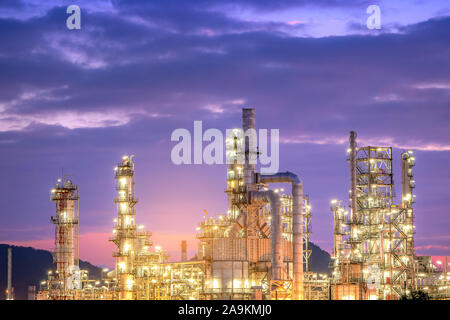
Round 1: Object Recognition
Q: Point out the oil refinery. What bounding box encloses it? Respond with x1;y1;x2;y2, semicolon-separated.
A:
32;109;449;300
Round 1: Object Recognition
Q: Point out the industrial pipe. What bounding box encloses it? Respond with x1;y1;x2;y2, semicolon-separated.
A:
349;131;357;223
249;190;283;281
258;171;304;300
7;247;12;300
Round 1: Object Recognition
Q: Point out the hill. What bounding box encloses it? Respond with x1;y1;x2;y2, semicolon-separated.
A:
307;241;332;275
0;244;102;300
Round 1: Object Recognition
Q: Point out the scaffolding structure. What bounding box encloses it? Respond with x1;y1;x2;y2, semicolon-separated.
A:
48;177;80;300
109;155;138;299
330;131;416;300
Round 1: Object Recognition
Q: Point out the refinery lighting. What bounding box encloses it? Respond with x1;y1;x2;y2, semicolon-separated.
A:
33;109;450;301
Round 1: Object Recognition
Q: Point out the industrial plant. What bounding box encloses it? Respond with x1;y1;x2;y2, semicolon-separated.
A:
330;132;448;300
11;108;446;300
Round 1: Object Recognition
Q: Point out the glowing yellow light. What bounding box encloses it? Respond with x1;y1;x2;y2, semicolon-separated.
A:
126;278;134;290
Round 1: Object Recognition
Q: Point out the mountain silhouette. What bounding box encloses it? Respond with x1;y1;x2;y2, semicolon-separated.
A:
0;244;102;300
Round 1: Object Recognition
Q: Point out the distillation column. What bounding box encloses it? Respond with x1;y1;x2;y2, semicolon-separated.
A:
401;151;416;208
400;151;416;291
349;131;358;255
331;131;418;300
111;155;138;300
50;178;79;299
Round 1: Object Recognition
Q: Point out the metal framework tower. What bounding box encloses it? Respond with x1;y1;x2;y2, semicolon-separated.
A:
110;155;138;300
49;177;79;299
331;131;416;300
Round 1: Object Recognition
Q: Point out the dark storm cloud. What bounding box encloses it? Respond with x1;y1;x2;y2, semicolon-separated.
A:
112;0;374;11
0;0;449;259
0;3;449;148
0;0;26;9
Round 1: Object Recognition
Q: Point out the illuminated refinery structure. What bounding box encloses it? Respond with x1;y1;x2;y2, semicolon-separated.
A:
35;109;448;300
330;131;449;300
44;177;80;300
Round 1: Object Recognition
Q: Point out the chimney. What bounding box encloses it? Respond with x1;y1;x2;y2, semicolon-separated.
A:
181;240;187;262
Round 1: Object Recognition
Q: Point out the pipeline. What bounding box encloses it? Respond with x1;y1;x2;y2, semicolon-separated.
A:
349;131;357;223
257;171;304;300
7;247;12;300
249;190;283;281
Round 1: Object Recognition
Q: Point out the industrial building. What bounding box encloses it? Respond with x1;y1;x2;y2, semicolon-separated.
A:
35;109;448;300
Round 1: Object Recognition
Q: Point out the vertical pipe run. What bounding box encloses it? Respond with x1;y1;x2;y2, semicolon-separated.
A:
292;182;303;300
249;191;283;281
349;131;358;224
401;152;415;208
269;193;283;282
259;172;304;299
7;247;12;300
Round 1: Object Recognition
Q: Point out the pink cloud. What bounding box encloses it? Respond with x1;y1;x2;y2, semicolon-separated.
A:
286;20;306;26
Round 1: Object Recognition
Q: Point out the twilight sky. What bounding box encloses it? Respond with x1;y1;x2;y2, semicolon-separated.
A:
0;0;449;267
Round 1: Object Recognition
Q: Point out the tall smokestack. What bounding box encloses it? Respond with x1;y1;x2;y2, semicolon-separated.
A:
7;247;12;300
181;240;187;262
242;108;256;186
